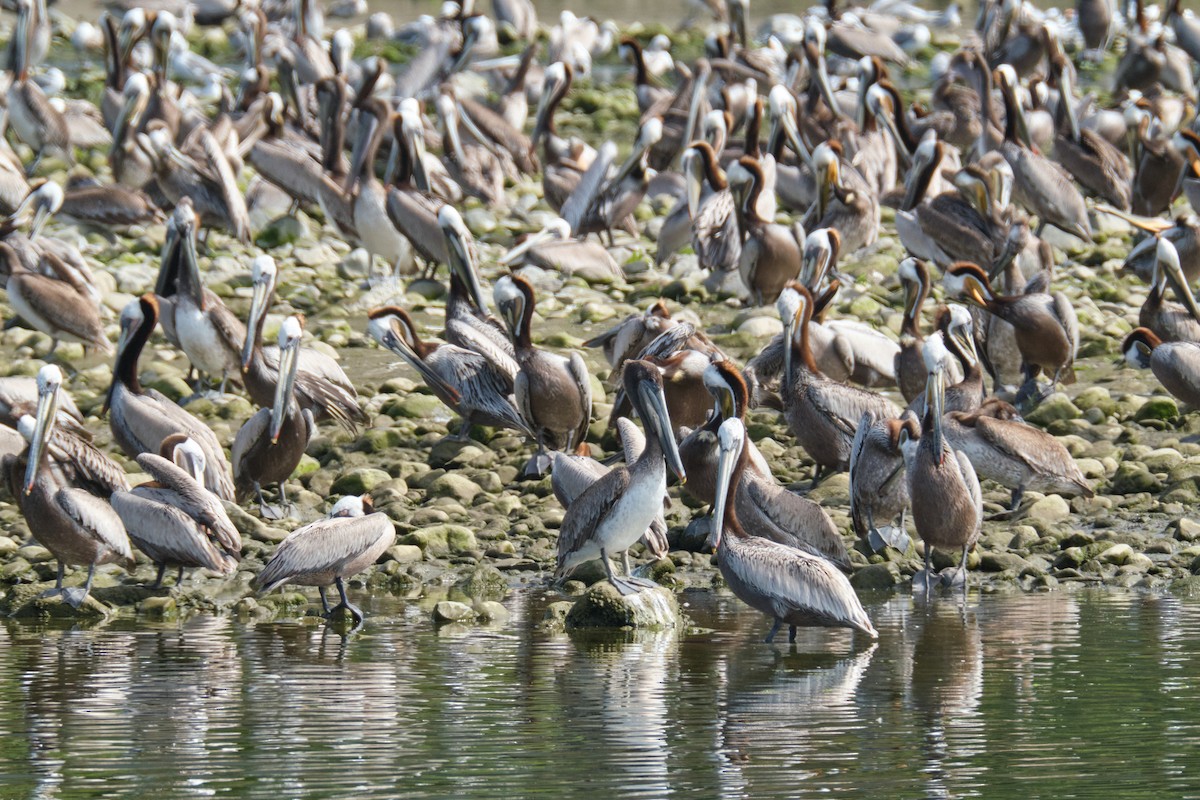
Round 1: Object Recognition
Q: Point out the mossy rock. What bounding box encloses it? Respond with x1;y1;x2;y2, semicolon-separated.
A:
1134;396;1179;423
565;581;679;629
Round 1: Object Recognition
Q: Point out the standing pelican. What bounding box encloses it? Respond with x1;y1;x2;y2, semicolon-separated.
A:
555;360;685;595
729;155;803;306
684;140;741;274
902;340;983;595
106;294;235;501
849;412;917;553
345;97;413;280
3;366;133;608
707;417;877;644
368;306;531;440
494;274;592;477
895;257;932;403
1141;237;1200;344
252;494;395;624
112;435;242;587
809;140;879;254
232;316;316;519
7;0;72;174
1124;327;1200;407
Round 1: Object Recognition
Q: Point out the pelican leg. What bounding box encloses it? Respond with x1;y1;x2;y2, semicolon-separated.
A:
176;566;186;586
278;482;296;519
150;563;167;589
40;562;66;598
810;464;830;491
521;433;552;479
788;625;797;643
256;483;285;520
318;585;331;615
913;545;934;597
601;547;640;596
330;576;365;624
1009;485;1025;511
451;418;473;442
765;618;783;643
623;550;659;589
944;546;970;593
61;564;96;609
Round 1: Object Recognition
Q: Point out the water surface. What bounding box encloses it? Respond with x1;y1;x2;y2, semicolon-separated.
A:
1;588;1197;799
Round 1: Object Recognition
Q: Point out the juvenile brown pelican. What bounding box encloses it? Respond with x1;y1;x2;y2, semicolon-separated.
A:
49;179;160;230
7;0;72;174
3;366;133;608
345;98;413;281
809;140;879;254
501;218;621;281
901;342;982;595
1124;327;1200;407
107;294;235;502
1048;55;1132;210
707;417;877;644
895;257;932;403
1140;237;1200;344
494;274;592;478
948;262;1078;404
779;284;900;484
252;494;395;625
112;434;241;587
583;300;680;371
239;258;362;430
850;412;917;553
555;360;684;595
729;155;802;306
368;306;531;440
232;316;316;519
0;243;111;356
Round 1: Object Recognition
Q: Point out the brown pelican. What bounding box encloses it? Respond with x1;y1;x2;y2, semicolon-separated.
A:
439;206;519;384
0;243;110;356
849;412;917;553
385;98;449;271
367;306;531;440
896;257;932;403
1128;104;1182;217
436;88;506;207
1048;54;1132;210
555;360;684;595
1141;237;1200;344
7;0;73;174
252;494;395;625
39;178;161;230
1124;328;1200;407
563;117;661;243
232;316;316;519
112;434;242;587
948;262;1078;404
109;72;155;188
1121;213;1200;285
779;284;901;485
901;341;982;596
494;274;592;478
501;218;621;281
551;416;668;572
809;140;879;254
107;294;235;501
345;98;414;281
728;155;802;306
898;145;1003;268
531;62;596;214
905;306;984;417
139;126;250;244
3;365;133;608
619;38;671;114
707;417;877;644
240;257;364;431
582;300;681;371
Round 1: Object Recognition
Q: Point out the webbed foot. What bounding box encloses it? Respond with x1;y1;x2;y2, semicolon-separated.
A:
912;569;936;597
60;587;89;609
869;525;910;553
520;453;552;480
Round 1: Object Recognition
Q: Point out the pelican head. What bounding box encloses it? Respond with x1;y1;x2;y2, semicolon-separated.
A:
944;303;977;366
703;359;745;422
1122;327;1159;369
899;257;928;321
501;218;571;266
438;206;489;314
776;283;809;386
801;228;840;289
1155;236;1200;322
493;273;531;343
707;416;746;551
945;263;993;308
118;7;149;66
812;142;841;222
243;255;278;371
767;85;809;166
23;364;63;494
162;434;207;483
270;316;302;444
922;334;951;464
900;135;941;211
397;97;431;191
623;359;687;484
532;61;570;145
330;494;368;518
16;182;63;242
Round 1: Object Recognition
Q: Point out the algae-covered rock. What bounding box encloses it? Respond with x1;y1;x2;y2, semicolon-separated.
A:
1025;394;1081;426
140;595;178;619
331;467;392;495
454;565;508;601
401;524;477;554
433;600;478;623
565;581;679;629
1109;462;1161;494
428;473;482;503
850;561;902;589
1023;495;1070;523
1134;396;1178;422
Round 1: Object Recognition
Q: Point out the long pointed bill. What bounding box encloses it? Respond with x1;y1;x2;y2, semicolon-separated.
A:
680;70;709;168
1160;240;1200;322
638;379;686;484
816;56;842;119
781;302;796;388
24;387;58;494
243;275;273;371
375;320;461;405
446;224;489;314
872;91;911;169
1061;68;1080;143
778;105;811;168
928;366;945;466
707;417;745;551
174;444;206;483
403;121;432;193
270;336;299;444
344;109;380;191
502;227;554;266
684;148;703;218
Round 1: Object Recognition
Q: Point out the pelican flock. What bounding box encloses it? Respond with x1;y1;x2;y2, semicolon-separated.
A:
0;0;1195;648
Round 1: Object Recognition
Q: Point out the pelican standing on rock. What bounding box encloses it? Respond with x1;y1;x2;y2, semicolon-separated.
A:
555;360;685;595
707;417;877;644
252;494;396;625
3;366;133;608
1123;328;1200;408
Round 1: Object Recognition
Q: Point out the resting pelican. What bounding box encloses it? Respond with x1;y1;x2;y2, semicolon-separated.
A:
555;360;684;595
707;417;877;644
0;242;111;356
778;284;900;485
368;306;531;440
501;218;621;281
1123;328;1200;408
494;274;592;478
3;366;133;608
901;340;983;596
112;435;241;587
232;316;316;519
252;494;396;625
849;412;917;553
107;294;235;501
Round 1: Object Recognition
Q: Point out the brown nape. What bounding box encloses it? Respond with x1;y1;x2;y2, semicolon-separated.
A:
948;261;990;283
1125;326;1163;351
158;432;190;459
649;300;671;319
367;305;406;321
361;494;375;513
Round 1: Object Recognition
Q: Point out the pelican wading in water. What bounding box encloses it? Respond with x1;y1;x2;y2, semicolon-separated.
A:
555;360;685;596
252;494;396;625
3;366;133;609
707;417;877;644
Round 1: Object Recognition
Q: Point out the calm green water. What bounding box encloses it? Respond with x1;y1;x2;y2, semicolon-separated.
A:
0;588;1197;798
